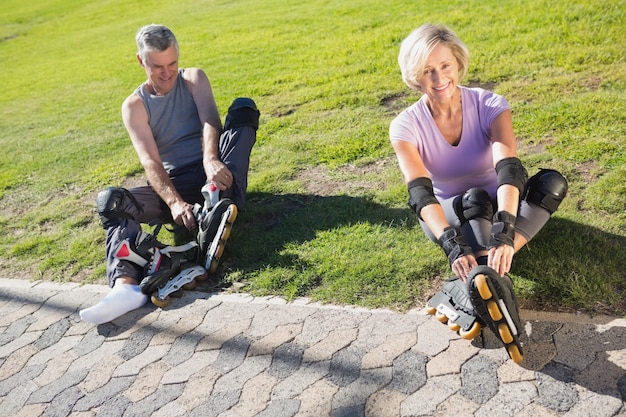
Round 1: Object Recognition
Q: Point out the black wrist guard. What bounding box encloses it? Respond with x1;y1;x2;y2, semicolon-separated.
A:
489;211;516;248
439;227;473;266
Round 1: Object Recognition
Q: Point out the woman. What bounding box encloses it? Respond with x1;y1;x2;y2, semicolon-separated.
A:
390;24;568;362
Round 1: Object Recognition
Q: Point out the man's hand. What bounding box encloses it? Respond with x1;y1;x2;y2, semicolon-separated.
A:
206;160;233;190
171;200;197;231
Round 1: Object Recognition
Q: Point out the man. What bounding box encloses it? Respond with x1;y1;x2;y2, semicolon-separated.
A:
80;24;259;324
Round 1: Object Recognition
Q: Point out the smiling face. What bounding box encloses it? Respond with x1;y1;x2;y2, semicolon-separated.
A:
417;43;460;104
138;45;179;95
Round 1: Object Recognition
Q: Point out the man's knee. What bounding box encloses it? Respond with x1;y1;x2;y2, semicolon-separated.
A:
224;97;260;131
454;187;494;224
96;187;142;229
522;169;568;214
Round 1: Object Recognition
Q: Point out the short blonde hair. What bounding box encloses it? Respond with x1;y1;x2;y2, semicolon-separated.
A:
398;24;469;91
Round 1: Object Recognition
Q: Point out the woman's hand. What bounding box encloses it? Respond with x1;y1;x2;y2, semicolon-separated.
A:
488;245;514;277
452;254;478;282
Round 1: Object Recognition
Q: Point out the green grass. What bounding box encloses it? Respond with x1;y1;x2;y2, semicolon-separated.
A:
1;0;624;316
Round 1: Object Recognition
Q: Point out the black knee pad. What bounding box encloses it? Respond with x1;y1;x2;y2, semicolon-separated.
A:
96;187;142;229
522;169;568;214
454;187;494;224
224;97;260;131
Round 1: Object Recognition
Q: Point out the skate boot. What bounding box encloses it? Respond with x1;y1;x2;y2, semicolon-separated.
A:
426;277;483;340
468;265;524;363
194;183;238;273
113;231;208;308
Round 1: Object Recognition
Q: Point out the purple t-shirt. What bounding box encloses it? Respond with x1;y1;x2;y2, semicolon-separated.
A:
389;86;510;199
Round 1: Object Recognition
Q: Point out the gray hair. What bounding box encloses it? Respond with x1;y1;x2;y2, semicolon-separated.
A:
135;24;179;63
398;24;469;91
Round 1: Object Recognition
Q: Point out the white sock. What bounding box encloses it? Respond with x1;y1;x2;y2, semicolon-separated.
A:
79;282;148;324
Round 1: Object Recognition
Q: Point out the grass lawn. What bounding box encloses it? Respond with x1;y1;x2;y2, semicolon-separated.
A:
1;0;624;316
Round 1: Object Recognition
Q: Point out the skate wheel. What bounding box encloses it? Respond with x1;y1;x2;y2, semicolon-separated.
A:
435;311;448;324
151;294;171;308
425;305;437;316
459;321;482;340
221;224;232;241
498;323;514;344
195;271;210;282
448;321;461;332
487;300;503;321
182;280;197;290
208;244;226;273
507;344;523;364
226;205;238;223
475;274;493;300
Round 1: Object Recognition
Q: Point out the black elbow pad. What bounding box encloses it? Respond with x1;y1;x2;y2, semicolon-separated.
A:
407;177;439;219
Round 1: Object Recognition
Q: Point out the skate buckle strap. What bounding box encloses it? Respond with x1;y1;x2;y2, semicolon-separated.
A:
159;241;198;254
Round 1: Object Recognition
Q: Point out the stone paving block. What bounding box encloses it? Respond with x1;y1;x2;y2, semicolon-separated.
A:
123;360;172;402
563;387;624;417
214;354;273;394
247;305;314;339
187;388;241;417
365;388;407;417
230;373;279;416
117;326;157;361
295;379;338;417
173;366;222;411
91;394;132;416
73;375;134;411
112;344;170;378
0;380;39;417
78;353;125;393
71;328;105;356
0;364;45;397
331;367;393;411
67;339;125;376
151;402;188;417
354;312;422;351
163;331;204;367
515;402;561;417
256;398;300;417
104;308;161;342
0;315;36;347
434;393;479;417
361;331;417;369
326;345;364;387
14;403;47;417
27;368;89;404
426;338;479;377
575;349;626;396
296;309;370;347
474;381;537;417
552;322;607;371
248;323;303;357
211;334;253;374
0;330;43;359
123;382;185;417
195;300;264;337
415;318;458;357
388;350;428;395
536;361;578;412
0;344;38;381
302;328;358;363
27;335;82;367
196;319;253;351
460;354;499;404
272;360;331;400
162;350;219;385
401;374;461;416
497;359;537;383
268;343;306;380
33;350;79;387
43;386;84;417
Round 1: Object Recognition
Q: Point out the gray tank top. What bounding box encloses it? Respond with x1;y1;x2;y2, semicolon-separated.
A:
135;69;203;173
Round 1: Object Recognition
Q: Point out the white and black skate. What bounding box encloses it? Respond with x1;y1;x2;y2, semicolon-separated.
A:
426;276;483;340
113;231;208;308
194;193;238;274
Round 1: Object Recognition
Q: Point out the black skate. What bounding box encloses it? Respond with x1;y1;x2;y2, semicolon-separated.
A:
194;198;238;274
426;277;483;340
468;265;524;363
114;231;208;308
